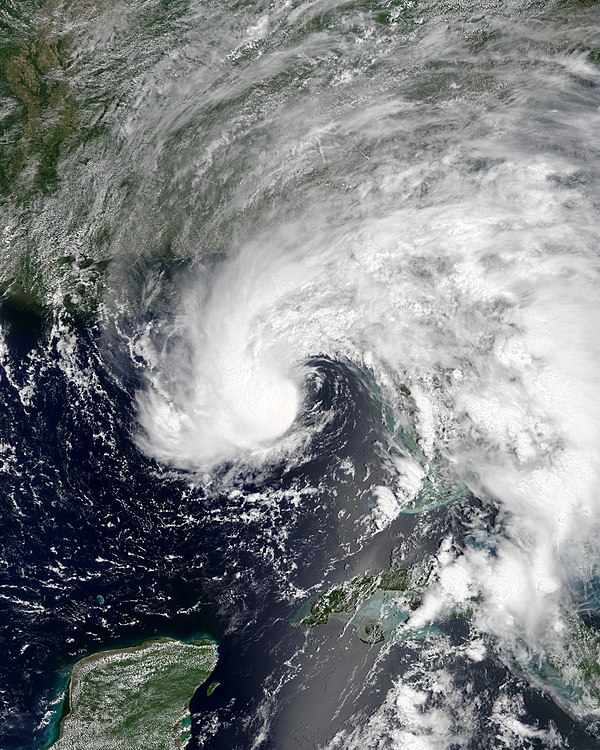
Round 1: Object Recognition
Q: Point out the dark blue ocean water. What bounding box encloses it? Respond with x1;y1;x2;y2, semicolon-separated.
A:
0;303;599;750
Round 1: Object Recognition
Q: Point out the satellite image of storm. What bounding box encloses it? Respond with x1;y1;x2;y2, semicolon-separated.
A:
1;1;600;749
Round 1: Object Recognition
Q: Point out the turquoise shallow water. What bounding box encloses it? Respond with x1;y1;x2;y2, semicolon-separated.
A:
2;1;600;748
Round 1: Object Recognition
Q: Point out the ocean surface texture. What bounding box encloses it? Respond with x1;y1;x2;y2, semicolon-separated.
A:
1;1;600;748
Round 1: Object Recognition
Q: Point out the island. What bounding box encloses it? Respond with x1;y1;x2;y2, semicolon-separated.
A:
50;637;217;750
291;565;431;643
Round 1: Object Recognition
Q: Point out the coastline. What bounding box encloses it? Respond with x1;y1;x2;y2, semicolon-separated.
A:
42;635;217;750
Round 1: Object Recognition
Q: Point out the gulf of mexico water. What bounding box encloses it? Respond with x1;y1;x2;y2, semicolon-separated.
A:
2;0;600;747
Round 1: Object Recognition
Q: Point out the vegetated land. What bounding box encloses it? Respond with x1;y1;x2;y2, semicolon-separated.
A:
51;637;217;750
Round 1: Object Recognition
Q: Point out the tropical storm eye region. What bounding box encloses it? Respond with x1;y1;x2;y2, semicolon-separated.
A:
1;0;600;749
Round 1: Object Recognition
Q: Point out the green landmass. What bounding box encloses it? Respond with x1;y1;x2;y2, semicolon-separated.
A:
292;564;432;642
0;0;202;316
206;681;220;697
49;637;217;750
531;611;600;710
296;563;600;713
299;575;378;627
366;370;468;515
1;28;79;197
